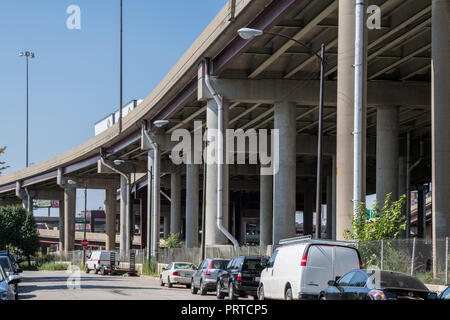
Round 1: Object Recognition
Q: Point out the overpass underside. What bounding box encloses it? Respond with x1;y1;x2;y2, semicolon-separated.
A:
0;0;449;275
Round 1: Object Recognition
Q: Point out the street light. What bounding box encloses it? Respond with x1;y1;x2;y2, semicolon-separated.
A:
237;28;327;239
18;51;35;168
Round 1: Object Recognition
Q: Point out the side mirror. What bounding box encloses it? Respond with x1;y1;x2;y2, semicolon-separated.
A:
428;292;438;300
328;280;336;287
8;275;22;285
335;276;341;282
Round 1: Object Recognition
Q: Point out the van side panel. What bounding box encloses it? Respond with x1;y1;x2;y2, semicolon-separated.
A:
333;246;360;280
272;245;304;300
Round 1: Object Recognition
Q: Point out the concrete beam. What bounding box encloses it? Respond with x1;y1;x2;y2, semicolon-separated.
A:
198;78;430;108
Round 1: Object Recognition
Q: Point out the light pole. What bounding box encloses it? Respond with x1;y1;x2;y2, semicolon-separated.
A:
237;28;326;239
119;0;123;133
18;51;35;168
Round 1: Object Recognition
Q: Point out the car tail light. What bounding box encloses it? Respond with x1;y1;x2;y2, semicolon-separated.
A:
368;289;387;300
98;260;100;265
205;260;214;275
359;258;364;269
237;273;242;281
301;254;308;267
173;271;179;276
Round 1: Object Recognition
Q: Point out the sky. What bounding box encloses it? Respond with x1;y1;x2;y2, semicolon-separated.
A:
0;0;228;216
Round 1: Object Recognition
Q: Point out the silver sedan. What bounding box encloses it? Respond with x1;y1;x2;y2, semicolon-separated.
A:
160;262;197;288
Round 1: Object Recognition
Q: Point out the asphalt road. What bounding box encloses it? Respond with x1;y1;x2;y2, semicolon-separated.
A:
19;270;218;300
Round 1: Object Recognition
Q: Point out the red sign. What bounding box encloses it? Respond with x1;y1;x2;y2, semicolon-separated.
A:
81;240;89;247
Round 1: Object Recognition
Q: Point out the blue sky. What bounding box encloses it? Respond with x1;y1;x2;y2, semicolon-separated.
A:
0;0;228;216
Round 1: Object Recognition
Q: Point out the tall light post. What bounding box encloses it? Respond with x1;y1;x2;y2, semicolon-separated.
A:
18;51;35;168
237;28;326;239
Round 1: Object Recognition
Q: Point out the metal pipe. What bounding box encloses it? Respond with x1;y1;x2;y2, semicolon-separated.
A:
26;55;29;168
353;0;365;214
203;59;239;252
201;128;208;261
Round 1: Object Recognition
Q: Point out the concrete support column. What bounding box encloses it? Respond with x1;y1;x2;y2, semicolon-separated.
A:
105;188;117;251
336;0;367;239
376;106;399;205
119;175;130;257
398;156;407;198
58;199;65;252
186;164;199;248
431;0;450;276
149;148;161;258
303;189;313;236
273;101;296;244
205;99;229;245
163;215;170;239
417;184;425;239
260;167;273;245
332;155;337;240
170;172;181;236
64;188;76;254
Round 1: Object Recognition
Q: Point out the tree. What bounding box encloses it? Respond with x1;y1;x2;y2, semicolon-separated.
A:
20;211;40;266
0;146;9;175
344;193;406;242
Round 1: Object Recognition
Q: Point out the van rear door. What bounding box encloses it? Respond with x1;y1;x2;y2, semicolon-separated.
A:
301;245;333;296
333;246;360;280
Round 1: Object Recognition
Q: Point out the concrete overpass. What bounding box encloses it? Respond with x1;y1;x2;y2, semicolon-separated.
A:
0;0;448;275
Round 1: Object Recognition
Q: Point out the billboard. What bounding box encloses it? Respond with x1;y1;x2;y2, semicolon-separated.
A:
33;200;60;209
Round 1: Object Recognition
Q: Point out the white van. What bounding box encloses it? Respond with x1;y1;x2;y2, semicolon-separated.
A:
86;251;119;275
258;237;362;300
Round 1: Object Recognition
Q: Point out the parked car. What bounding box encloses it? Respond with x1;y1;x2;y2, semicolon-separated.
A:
439;286;450;300
258;238;363;300
0;265;21;301
160;262;197;288
85;251;119;275
319;269;438;300
0;256;22;300
216;256;268;300
191;258;229;296
0;251;21;270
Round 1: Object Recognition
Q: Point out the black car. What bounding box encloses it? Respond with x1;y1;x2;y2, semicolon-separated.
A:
216;256;268;300
319;269;438;300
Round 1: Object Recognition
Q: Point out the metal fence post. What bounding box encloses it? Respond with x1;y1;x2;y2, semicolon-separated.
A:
411;237;416;276
381;240;384;271
446;237;449;286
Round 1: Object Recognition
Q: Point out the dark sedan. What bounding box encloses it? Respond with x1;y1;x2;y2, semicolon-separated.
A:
319;269;438;300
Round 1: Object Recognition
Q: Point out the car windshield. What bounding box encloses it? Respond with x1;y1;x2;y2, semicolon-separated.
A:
211;260;229;270
243;258;268;271
0;257;12;273
174;263;196;270
369;271;428;291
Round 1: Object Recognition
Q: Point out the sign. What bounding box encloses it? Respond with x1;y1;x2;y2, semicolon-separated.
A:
81;240;89;247
33;200;60;209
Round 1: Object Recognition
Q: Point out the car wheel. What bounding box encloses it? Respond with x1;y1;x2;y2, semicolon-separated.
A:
186;284;191;289
94;266;99;274
258;285;265;300
100;267;106;276
320;295;326;300
167;277;173;288
85;265;90;274
15;292;19;301
228;281;237;300
285;286;293;300
200;280;207;296
160;276;164;286
216;281;225;300
191;279;198;294
252;295;258;300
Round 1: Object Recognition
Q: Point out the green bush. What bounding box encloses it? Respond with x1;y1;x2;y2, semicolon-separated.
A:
141;258;159;277
38;262;68;271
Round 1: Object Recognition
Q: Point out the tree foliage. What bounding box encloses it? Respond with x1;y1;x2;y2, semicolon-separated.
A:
344;193;406;241
0;206;40;264
0;146;9;175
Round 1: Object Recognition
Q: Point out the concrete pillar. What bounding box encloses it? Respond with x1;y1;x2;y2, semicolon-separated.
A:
119;175;130;257
240;219;247;245
431;0;450;276
186;164;199;248
163;215;170;239
417;184;426;239
273;101;296;244
170;172;181;236
398;156;407;198
205;99;229;245
149;148;161;258
64;188;76;254
105;188;116;251
336;0;367;240
303;189;313;236
58;199;64;252
376;107;399;206
326;176;333;239
260;167;273;245
332;155;337;240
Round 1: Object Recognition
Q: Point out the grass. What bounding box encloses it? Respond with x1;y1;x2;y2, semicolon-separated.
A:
37;262;68;271
416;271;448;286
19;261;38;271
141;258;159;277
